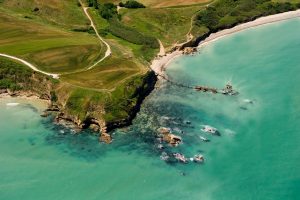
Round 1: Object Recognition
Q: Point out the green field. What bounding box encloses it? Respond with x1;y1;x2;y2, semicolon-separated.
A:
0;0;89;29
0;11;105;73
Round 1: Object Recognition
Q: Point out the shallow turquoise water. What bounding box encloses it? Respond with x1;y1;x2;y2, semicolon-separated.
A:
1;18;300;200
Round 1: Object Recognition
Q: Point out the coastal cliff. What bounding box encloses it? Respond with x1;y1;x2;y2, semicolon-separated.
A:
0;56;157;140
54;70;157;137
105;71;157;132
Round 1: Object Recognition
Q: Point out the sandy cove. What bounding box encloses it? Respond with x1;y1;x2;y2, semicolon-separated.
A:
0;91;50;107
150;9;300;76
0;93;50;112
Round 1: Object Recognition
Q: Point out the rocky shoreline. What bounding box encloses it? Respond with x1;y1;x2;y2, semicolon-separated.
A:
0;71;157;144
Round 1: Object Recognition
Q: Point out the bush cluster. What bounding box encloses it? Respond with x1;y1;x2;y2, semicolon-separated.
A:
99;3;118;20
86;0;98;8
119;1;146;9
0;58;32;90
196;0;297;32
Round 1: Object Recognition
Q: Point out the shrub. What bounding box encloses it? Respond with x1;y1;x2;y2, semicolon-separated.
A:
0;57;56;92
99;3;118;19
86;0;98;8
119;1;145;9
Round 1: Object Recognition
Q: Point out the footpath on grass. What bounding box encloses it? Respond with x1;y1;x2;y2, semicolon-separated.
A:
0;53;59;79
79;0;112;70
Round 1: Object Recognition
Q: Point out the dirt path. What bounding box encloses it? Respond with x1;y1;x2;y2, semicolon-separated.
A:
0;53;59;79
158;39;166;56
80;1;111;70
0;2;112;79
187;0;215;38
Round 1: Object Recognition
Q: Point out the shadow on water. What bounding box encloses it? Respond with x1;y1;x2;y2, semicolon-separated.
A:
20;103;39;113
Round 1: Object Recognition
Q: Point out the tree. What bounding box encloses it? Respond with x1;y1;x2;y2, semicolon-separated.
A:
120;1;146;9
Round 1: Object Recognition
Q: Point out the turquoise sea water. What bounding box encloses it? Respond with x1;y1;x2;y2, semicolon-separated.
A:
1;18;300;200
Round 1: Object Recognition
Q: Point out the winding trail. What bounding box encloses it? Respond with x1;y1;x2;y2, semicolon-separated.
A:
0;2;111;80
0;53;59;79
80;1;111;70
187;0;215;38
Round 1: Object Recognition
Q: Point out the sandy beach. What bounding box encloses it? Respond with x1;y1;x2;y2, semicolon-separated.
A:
0;93;50;110
150;9;300;76
150;50;183;77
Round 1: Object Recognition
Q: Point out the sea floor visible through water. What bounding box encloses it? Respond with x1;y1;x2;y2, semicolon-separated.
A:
0;18;300;200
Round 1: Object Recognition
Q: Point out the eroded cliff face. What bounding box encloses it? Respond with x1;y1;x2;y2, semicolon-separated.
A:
105;70;157;132
50;70;157;142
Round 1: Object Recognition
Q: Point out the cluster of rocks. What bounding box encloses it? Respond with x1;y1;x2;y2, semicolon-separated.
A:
157;127;182;147
182;47;197;55
53;113;112;144
98;119;112;144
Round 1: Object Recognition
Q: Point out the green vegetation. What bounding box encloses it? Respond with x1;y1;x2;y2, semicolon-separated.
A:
0;57;56;98
108;18;159;48
0;0;89;29
103;71;156;122
119;1;146;8
119;5;206;49
193;0;300;36
87;0;99;8
0;11;104;74
86;0;159;52
102;0;211;8
99;3;118;19
0;57;32;91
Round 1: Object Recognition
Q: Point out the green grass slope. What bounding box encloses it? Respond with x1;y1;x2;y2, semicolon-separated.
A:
0;11;104;73
192;0;300;40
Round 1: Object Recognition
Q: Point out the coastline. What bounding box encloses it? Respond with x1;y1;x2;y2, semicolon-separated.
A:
1;9;299;137
0;93;49;111
150;9;300;76
150;50;183;77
